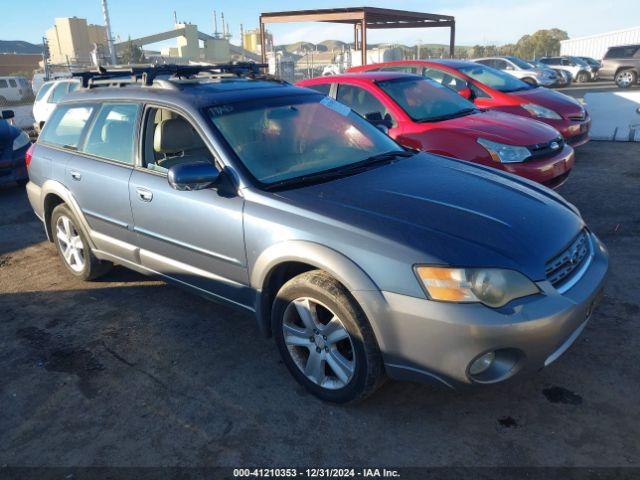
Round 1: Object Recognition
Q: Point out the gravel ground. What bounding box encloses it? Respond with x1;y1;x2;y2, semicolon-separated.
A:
0;141;638;470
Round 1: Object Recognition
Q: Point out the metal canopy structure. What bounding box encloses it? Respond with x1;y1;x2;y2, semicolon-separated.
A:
259;7;456;66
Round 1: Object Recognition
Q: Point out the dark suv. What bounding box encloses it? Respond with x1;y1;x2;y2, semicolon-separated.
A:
25;65;608;403
599;44;640;88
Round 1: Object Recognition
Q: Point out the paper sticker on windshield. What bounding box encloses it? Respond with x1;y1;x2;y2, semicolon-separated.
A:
320;96;351;116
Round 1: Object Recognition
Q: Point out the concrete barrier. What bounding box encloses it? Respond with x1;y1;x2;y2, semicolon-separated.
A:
585;91;640;142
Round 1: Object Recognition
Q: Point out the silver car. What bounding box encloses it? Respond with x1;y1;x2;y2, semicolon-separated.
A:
25;64;608;403
473;56;557;87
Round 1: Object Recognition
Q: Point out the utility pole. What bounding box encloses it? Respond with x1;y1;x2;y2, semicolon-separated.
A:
42;36;50;80
101;0;117;65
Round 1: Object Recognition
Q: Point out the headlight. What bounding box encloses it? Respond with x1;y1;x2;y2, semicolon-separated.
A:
415;266;540;308
13;131;31;151
477;138;531;163
522;103;562;120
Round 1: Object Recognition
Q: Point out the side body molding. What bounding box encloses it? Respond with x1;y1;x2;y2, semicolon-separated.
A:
250;240;387;339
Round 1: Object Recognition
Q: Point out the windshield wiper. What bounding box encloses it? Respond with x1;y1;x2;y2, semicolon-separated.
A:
264;150;416;191
418;108;478;123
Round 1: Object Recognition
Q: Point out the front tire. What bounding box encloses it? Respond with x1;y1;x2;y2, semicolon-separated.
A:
615;69;637;89
576;71;590;83
51;204;112;280
272;270;385;403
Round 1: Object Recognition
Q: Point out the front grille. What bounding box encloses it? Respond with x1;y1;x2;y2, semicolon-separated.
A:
568;112;586;121
527;137;565;159
545;230;593;291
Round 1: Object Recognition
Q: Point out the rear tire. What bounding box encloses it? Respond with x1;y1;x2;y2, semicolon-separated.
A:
51;204;112;281
615;69;637;89
272;270;385;403
576;71;590;83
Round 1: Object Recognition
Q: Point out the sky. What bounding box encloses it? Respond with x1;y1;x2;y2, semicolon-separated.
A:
2;0;639;47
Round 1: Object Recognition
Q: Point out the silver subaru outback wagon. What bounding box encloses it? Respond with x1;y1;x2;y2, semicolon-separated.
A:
25;65;608;403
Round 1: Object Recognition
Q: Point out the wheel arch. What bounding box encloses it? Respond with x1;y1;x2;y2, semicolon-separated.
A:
251;241;383;337
41;180;96;249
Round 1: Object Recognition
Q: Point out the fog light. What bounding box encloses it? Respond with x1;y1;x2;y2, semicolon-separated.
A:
469;351;495;375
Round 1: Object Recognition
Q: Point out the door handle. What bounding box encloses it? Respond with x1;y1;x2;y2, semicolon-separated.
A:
70;170;82;181
136;187;153;202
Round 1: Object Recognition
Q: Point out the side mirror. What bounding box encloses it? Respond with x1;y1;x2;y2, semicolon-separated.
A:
459;85;473;100
168;162;220;191
1;110;15;120
365;111;392;134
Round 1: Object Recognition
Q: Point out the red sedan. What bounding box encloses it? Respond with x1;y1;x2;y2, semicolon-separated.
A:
297;72;574;189
348;60;591;147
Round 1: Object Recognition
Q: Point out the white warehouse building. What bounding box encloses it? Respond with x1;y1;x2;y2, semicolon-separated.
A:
560;26;640;60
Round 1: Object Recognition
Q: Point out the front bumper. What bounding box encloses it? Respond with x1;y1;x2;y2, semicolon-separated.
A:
551;116;591;148
499;144;574;189
0;143;29;185
355;232;608;389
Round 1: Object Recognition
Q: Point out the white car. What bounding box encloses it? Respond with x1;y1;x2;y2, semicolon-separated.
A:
0;76;33;104
538;57;594;83
473;56;557;87
32;79;80;132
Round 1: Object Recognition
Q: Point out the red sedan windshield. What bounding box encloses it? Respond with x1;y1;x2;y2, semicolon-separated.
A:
377;77;478;122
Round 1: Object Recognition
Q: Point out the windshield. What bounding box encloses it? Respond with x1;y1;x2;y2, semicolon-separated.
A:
507;56;535;69
209;95;402;186
569;56;589;67
459;64;533;92
377;77;477;122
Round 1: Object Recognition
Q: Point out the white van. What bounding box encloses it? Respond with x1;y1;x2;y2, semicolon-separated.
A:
33;78;80;132
0;76;32;104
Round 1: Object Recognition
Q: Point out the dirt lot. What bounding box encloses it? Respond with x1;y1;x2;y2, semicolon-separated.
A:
0;141;639;470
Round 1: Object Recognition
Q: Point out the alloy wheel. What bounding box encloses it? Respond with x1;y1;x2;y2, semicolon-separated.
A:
282;297;355;390
56;215;85;273
617;71;634;88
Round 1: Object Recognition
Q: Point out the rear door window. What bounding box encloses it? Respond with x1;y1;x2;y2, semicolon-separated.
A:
0;80;7;89
82;103;140;164
306;83;331;96
48;82;70;103
39;105;94;149
36;82;54;101
604;46;640;59
9;79;17;88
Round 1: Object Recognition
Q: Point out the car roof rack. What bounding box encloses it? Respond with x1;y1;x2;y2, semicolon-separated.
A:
71;63;275;89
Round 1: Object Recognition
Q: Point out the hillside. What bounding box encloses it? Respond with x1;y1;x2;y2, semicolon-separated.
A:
0;40;41;54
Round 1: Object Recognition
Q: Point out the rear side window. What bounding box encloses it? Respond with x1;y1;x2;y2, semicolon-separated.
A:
48;82;71;103
381;66;419;74
604;45;640;59
307;83;331;96
36;82;54;101
9;79;17;88
82;103;140;164
39;105;94;148
0;80;7;89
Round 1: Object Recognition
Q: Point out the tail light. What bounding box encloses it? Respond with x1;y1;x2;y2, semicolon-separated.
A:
25;143;35;169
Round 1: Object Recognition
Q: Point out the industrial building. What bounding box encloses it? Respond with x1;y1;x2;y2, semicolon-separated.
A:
242;28;273;55
560;26;640;59
45;17;109;65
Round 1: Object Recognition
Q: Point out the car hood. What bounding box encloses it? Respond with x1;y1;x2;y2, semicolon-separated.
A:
510;88;585;117
275;153;584;281
435;110;561;145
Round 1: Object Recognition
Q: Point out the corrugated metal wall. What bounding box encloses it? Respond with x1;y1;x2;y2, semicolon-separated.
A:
560;26;640;59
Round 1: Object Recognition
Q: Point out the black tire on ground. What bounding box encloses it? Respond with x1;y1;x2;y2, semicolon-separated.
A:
51;203;112;281
272;269;385;403
615;69;637;89
576;71;591;83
